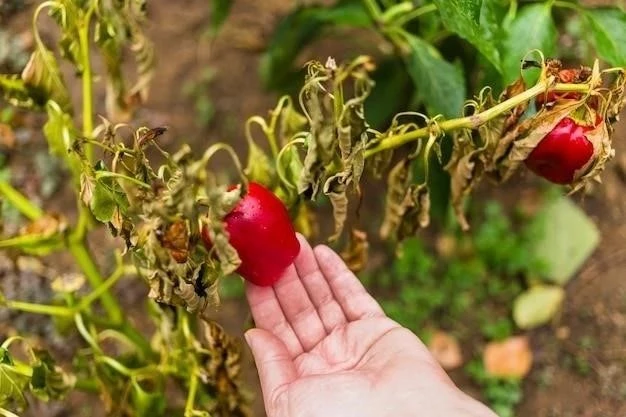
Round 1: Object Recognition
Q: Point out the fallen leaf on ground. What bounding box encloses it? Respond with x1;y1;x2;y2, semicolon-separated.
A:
484;335;533;378
428;331;463;370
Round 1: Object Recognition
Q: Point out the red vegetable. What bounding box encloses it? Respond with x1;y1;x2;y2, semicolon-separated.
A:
202;182;300;286
524;117;598;185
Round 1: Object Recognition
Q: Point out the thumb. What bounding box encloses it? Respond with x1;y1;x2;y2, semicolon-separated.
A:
245;328;297;407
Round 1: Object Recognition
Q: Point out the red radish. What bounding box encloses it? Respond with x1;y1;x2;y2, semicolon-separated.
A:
202;182;300;286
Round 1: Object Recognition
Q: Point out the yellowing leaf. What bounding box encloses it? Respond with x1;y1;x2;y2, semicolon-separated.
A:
483;336;533;379
513;285;564;330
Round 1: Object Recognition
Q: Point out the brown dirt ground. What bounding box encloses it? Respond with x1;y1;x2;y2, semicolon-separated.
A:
3;1;626;416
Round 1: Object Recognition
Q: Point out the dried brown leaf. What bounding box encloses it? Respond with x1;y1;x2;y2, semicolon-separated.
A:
483;336;533;379
380;159;411;239
428;331;463;370
340;228;369;273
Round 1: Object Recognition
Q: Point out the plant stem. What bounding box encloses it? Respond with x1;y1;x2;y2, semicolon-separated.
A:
362;0;383;20
394;3;438;27
364;80;590;157
78;266;126;310
4;300;74;317
0;181;43;220
184;371;200;417
69;241;123;323
74;378;100;393
79;10;94;161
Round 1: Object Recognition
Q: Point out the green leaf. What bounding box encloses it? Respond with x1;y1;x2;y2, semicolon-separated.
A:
431;0;502;71
404;34;466;118
0;349;28;409
29;350;75;402
532;196;599;285
584;7;626;66
364;58;412;129
89;163;130;224
260;0;372;89
209;0;233;35
502;3;557;84
513;285;564;329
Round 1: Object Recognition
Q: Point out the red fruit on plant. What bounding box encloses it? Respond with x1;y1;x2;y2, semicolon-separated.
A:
201;182;300;287
524;117;597;185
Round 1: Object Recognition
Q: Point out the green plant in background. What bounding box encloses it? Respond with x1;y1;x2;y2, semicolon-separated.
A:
182;68;217;128
466;359;524;417
360;198;548;339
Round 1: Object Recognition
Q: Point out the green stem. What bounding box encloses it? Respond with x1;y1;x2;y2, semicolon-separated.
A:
95;172;151;189
0;234;61;249
0;181;43;220
393;3;438;26
184;371;200;417
362;0;383;20
74;378;100;393
75;7;95;240
4;300;74;317
364;80;590;157
553;0;581;10
69;241;123;323
78;265;126;310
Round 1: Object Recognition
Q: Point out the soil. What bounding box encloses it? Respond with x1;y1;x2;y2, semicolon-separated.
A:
2;1;626;416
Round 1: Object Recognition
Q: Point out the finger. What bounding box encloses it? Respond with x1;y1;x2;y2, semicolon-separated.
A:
294;234;348;332
313;244;385;321
246;282;303;356
245;328;297;410
273;257;327;351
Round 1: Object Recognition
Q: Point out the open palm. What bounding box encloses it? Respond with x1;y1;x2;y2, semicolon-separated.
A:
245;235;496;417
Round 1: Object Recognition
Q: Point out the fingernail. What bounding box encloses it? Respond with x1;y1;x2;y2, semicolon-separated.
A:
244;330;253;348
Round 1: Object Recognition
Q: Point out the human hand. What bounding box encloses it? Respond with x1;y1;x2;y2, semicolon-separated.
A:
244;235;497;417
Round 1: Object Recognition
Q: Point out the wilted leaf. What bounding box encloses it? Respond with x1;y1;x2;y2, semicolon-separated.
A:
158;219;189;264
29;349;76;401
428;331;463;371
513;285;565;330
380;159;411;239
91;176;129;224
20;46;72;111
447;142;482;231
245;138;275;187
340;228;368;273
43;101;79;165
0;348;29;408
532;197;599;285
483;336;533;378
324;174;349;241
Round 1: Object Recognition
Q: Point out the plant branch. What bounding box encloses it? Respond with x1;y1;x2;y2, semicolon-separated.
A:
364;79;591;157
362;0;383;20
394;3;438;27
0;181;43;220
3;300;74;317
68;241;123;323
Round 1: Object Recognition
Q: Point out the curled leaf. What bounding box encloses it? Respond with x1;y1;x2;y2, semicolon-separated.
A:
245;138;275;187
323;174;349;242
158;219;189;264
20;47;72;111
380;159;411;239
340;228;369;273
